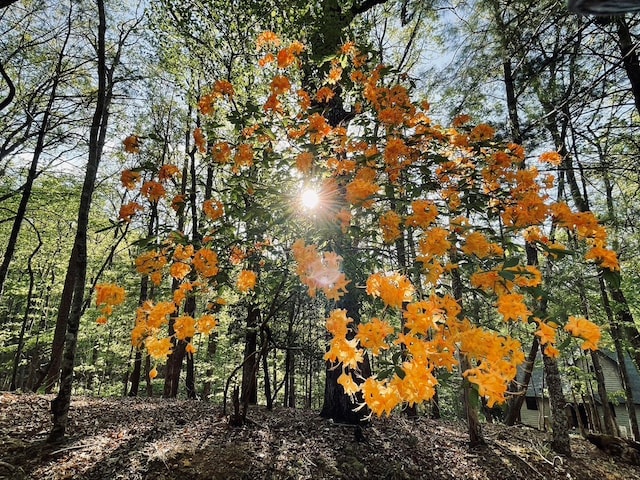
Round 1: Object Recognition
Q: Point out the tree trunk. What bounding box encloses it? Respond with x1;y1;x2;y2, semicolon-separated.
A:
505;336;539;426
611;323;640;441
163;337;186;398
284;348;296;408
320;278;371;423
201;332;218;400
615;17;640;117
48;0;113;442
10;229;42;390
450;251;484;446
240;304;260;405
186;350;196;399
542;350;572;456
591;350;619;436
262;330;272;410
128;348;142;397
145;354;153;397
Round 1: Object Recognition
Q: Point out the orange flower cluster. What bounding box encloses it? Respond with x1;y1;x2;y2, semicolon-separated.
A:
366;272;414;309
120;169;141;189
118;201;143;222
379;210;401;244
123;135;140;154
203;199;224;221
237;270;257;293
564;316;601;350
94;283;126;325
140;181;166;202
135;250;168;286
291;239;350;301
194;127;207;154
198;80;235;116
193;248;219;278
158;164;180;182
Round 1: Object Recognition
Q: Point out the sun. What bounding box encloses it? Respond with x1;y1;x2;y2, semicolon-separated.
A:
301;188;320;209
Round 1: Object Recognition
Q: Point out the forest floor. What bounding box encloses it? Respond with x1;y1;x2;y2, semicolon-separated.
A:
1;393;640;480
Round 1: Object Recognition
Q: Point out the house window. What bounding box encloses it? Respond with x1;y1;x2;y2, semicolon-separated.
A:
525;397;538;410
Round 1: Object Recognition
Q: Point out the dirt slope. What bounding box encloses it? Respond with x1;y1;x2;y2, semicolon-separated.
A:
1;393;639;480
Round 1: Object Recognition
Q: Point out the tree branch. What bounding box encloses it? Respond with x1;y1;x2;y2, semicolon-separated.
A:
352;0;390;16
0;59;15;111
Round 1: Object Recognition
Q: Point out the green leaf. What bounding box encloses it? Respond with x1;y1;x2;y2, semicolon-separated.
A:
503;256;520;268
498;270;516;280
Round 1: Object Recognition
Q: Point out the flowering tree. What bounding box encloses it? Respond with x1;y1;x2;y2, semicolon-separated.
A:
109;30;617;447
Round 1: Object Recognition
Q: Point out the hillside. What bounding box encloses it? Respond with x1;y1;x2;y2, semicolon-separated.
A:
1;393;640;480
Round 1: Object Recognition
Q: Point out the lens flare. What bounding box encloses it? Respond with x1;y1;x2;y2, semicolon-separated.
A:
301;188;320;209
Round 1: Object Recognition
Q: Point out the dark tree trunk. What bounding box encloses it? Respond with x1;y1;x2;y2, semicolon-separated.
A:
283;303;297;408
591;351;618;436
542;350;572;456
128;348;142;397
262;330;272;410
185;294;197;399
201;332;218;400
451;259;483;446
186;350;196;399
0;58;16;111
145;354;153;397
48;0;117;442
616;17;640;117
505;336;539;426
284;348;295;408
37;246;78;393
163;337;186;398
241;304;260;405
320;279;371;424
10;232;42;390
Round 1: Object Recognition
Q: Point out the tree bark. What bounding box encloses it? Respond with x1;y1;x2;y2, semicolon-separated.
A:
615;17;640;117
591;351;618;436
10;225;42;390
542;350;572;456
450;250;484;446
611;325;640;441
240;304;260;405
505;336;539;426
48;0;114;442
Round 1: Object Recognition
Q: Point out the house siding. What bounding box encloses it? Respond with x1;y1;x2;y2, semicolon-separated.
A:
518;353;640;439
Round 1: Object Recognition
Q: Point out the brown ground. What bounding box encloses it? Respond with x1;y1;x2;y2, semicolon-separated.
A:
1;392;639;479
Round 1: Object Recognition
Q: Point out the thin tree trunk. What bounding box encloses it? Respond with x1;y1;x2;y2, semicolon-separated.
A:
542;350;572;455
505;336;539;426
262;330;273;410
163;116;199;398
591;352;618;436
450;249;483;446
10;225;42;390
201;332;218;400
615;17;640;117
240;304;259;405
611;322;640;440
320;279;371;423
48;0;113;442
